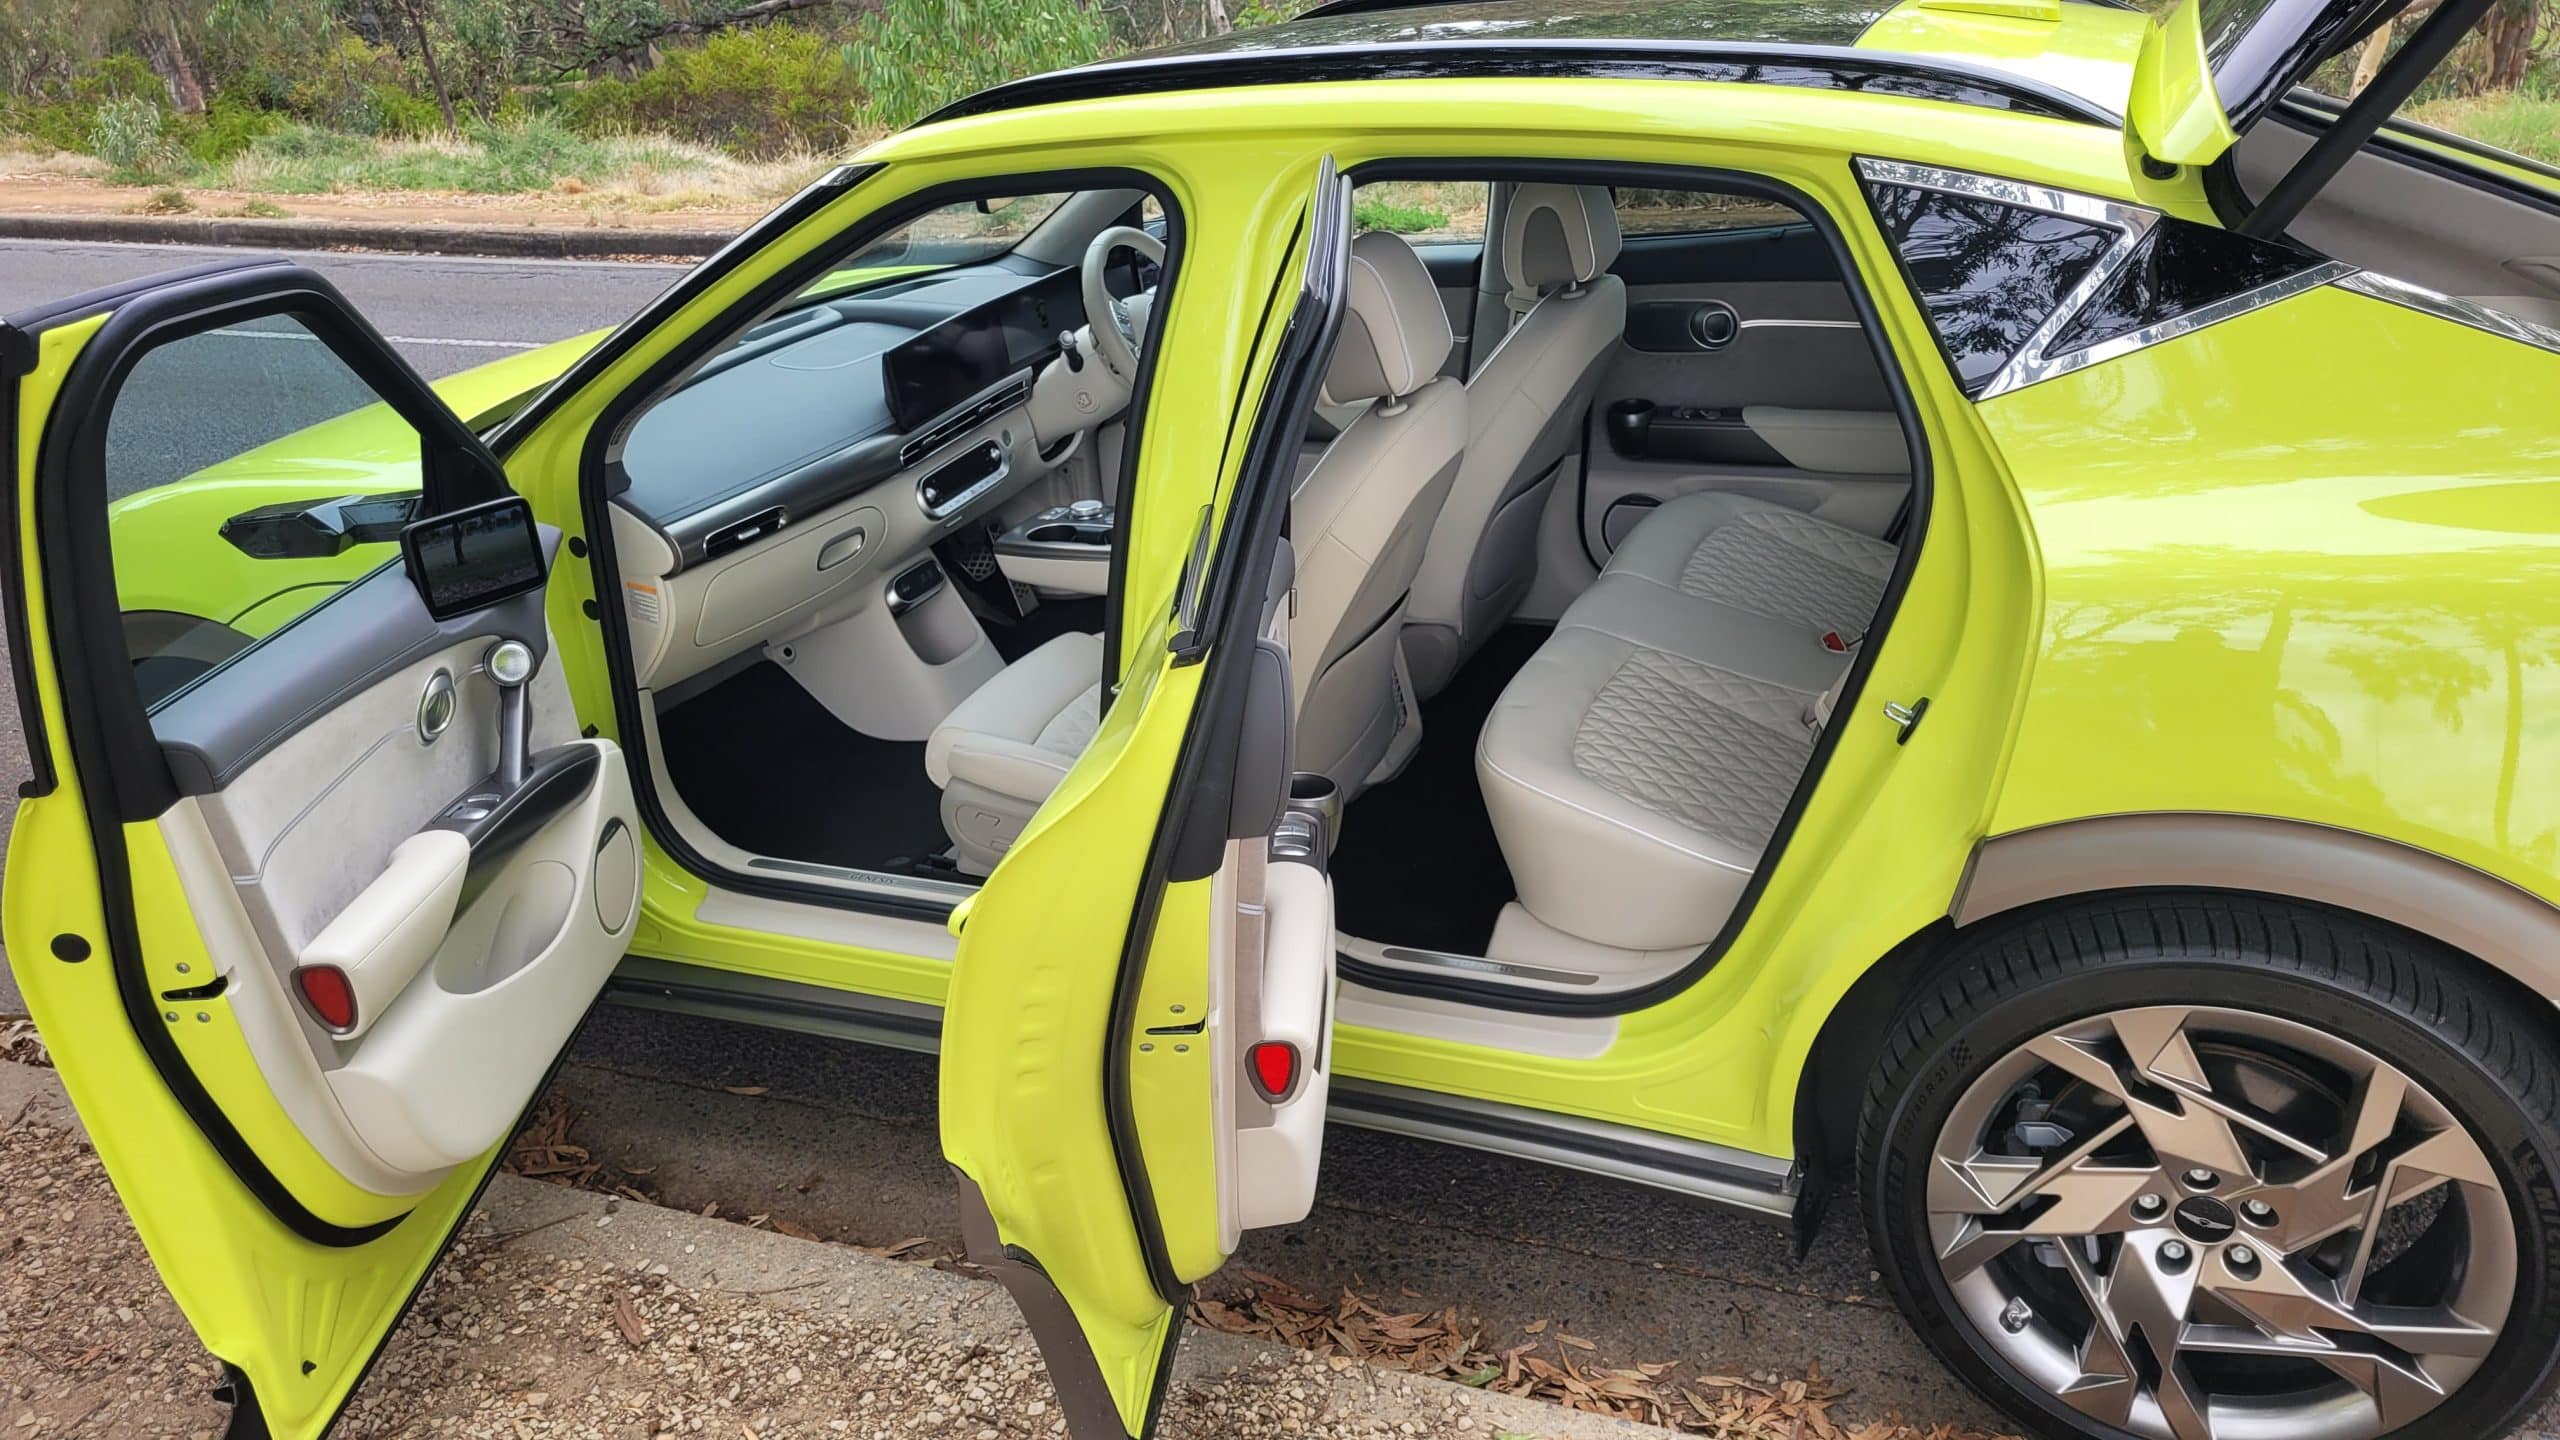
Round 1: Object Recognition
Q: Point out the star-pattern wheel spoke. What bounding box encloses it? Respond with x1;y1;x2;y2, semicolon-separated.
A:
1927;1005;2517;1440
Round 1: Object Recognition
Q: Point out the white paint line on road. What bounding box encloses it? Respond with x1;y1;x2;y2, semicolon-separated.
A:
207;325;543;351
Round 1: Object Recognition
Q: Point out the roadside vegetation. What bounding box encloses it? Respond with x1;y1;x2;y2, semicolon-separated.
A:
4;0;2559;221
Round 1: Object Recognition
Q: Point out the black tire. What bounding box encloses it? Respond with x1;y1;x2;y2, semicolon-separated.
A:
1858;892;2560;1440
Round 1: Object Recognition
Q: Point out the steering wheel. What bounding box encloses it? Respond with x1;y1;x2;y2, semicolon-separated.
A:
1080;225;1164;381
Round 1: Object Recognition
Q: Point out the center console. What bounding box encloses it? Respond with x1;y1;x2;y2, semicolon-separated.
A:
993;498;1115;596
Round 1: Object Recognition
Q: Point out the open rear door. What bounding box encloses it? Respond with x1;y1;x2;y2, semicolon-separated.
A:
1;263;638;1436
939;159;1352;1439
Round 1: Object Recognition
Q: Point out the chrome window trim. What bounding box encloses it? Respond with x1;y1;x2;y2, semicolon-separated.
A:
1854;157;2348;400
2334;269;2560;357
2001;259;2355;395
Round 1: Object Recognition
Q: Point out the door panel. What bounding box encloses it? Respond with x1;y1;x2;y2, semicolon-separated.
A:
1;262;633;1437
1578;226;1912;566
941;160;1348;1440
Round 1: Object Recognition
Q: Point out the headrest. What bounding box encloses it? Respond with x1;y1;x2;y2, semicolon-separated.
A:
1323;231;1454;406
1500;184;1623;293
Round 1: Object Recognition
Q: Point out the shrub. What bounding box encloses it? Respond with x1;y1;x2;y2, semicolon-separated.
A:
91;97;177;180
1352;195;1450;235
361;84;445;139
844;0;1112;130
168;94;285;164
562;26;859;158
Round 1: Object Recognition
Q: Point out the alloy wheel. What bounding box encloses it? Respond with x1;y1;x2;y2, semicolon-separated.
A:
1928;1004;2514;1440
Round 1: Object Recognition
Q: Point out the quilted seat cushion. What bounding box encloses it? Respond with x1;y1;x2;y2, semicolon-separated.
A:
1476;493;1895;953
1603;489;1895;635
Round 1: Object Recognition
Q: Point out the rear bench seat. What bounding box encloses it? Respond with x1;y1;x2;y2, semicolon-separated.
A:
1475;491;1897;958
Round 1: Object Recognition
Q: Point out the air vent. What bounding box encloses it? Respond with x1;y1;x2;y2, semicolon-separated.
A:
898;376;1032;468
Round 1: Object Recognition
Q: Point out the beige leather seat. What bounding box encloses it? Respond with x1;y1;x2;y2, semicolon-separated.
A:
923;232;1464;868
1405;184;1627;697
1603;489;1896;637
925;629;1102;874
1289;229;1467;796
1475;494;1896;957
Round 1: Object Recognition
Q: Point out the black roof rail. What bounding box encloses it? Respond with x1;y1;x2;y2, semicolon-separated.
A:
922;40;2120;130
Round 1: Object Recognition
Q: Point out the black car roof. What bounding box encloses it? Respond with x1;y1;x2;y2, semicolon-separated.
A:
923;0;2123;129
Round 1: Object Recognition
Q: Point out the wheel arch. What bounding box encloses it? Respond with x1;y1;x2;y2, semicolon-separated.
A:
1796;811;2560;1180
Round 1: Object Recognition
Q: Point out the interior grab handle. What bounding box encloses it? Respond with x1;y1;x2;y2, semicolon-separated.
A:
487;639;535;792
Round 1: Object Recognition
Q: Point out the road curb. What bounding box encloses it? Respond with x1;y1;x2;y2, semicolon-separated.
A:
0;211;734;260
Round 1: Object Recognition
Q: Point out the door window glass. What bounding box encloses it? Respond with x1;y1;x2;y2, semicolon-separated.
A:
101;314;427;711
1614;186;1805;237
2299;4;2555;174
1352;180;1490;245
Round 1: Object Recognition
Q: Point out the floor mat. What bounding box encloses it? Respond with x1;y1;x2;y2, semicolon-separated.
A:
656;662;953;875
1329;625;1547;954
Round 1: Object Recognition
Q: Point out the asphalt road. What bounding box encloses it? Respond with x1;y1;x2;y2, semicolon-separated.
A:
0;236;2024;1435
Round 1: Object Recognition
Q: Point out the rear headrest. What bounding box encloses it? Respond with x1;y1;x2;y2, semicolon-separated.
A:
1500;184;1623;293
1323;231;1454;406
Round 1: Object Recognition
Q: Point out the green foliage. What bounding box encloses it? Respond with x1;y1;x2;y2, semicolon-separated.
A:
213;114;706;194
167;92;282;161
91;95;177;179
561;25;857;157
362;83;445;138
134;184;196;213
1352;194;1450;235
2405;90;2560;164
843;0;1111;130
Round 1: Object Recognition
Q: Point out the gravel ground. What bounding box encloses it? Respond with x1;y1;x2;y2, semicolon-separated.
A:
0;1062;1703;1440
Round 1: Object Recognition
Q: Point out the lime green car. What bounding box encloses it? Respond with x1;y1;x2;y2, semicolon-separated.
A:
10;0;2560;1434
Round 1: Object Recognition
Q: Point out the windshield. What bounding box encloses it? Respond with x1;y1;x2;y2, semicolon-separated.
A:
789;191;1073;307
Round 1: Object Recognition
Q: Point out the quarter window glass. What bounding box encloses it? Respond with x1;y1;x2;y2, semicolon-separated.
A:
1352;181;1490;245
103;315;426;711
2046;220;2325;354
1863;183;2117;395
1614;187;1803;236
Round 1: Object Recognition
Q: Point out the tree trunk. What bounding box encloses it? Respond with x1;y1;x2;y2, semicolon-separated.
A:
2482;0;2541;92
2350;22;2394;93
408;2;462;135
132;3;206;114
1207;0;1233;35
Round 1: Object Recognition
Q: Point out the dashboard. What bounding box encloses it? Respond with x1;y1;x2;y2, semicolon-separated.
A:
614;261;1090;567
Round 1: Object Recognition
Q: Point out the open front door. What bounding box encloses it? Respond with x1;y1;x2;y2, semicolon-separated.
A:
940;159;1351;1440
1;263;638;1437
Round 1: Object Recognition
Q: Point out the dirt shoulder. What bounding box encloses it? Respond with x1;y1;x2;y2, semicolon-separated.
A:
0;171;756;258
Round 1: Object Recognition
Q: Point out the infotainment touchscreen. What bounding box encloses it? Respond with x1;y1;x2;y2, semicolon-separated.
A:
881;273;1079;433
401;496;547;620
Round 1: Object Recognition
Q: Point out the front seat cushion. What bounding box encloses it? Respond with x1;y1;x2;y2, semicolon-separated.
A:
926;630;1103;872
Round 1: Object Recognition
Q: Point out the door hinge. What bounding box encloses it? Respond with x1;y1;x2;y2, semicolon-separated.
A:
1884;697;1929;745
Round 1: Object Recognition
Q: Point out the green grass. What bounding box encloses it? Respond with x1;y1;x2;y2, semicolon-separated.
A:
2402;91;2560;167
1352;194;1451;235
196;118;708;195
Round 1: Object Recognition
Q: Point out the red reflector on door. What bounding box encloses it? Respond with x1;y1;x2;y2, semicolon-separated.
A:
295;965;356;1032
1249;1041;1298;1100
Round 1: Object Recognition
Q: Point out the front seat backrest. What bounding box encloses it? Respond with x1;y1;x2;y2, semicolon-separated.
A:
1404;183;1626;698
1290;229;1468;798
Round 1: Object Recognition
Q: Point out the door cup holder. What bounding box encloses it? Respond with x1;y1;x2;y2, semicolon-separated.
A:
1274;772;1340;868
